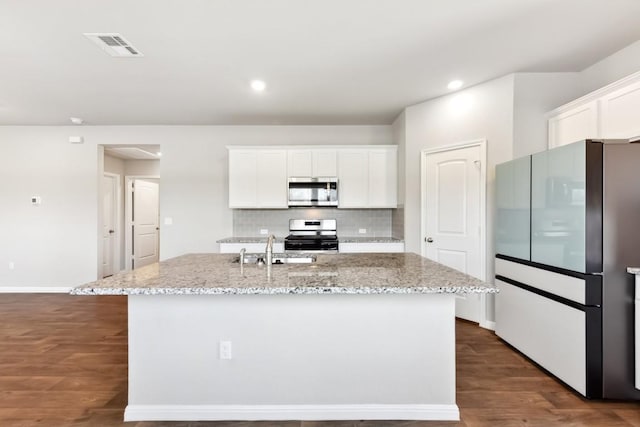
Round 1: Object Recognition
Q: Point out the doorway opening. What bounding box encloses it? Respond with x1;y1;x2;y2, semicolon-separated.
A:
98;145;161;278
421;139;488;326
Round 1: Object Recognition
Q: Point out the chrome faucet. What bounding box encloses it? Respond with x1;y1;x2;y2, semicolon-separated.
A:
239;247;246;274
265;234;275;267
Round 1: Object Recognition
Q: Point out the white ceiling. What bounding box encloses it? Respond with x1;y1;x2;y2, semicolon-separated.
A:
2;0;640;126
104;145;161;160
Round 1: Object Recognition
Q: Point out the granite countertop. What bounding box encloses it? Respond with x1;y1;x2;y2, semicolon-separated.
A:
217;236;404;244
627;267;640;274
217;237;285;244
339;237;404;243
71;253;495;296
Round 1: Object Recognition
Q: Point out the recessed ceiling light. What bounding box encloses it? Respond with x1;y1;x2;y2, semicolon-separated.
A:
250;80;266;92
447;80;464;90
70;117;84;125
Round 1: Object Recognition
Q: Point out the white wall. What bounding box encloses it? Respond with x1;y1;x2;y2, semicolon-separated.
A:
404;74;515;273
126;159;160;176
513;73;583;158
0;127;99;288
104;154;125;176
580;39;640;94
0;125;391;289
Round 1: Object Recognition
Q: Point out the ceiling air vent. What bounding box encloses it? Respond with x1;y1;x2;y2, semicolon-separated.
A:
83;33;144;57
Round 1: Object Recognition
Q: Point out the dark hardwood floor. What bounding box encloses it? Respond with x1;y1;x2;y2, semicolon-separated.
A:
0;294;638;427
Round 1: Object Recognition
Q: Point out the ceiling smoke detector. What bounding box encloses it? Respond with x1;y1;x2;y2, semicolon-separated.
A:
83;33;143;57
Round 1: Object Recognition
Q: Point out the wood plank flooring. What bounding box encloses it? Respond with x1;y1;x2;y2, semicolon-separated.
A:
0;294;638;426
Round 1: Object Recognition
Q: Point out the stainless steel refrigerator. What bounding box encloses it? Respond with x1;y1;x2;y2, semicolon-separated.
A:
495;139;640;400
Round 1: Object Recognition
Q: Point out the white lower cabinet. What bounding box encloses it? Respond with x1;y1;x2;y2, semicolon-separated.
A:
496;279;587;395
338;242;404;253
219;242;284;254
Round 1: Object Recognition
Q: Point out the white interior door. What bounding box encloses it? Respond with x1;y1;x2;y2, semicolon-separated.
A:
102;174;117;278
133;179;159;269
423;144;484;322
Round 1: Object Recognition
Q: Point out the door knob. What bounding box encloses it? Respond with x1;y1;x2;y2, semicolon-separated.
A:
426;237;434;243
108;230;115;234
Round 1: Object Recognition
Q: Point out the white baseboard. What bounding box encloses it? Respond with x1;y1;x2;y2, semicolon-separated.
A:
0;287;72;293
480;320;496;331
124;404;460;422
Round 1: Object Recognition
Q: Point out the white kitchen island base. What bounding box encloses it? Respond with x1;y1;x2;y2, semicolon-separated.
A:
124;293;458;422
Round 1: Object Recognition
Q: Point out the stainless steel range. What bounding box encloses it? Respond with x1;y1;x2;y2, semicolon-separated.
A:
284;219;338;253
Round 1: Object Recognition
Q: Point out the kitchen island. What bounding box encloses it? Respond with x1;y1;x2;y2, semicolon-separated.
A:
72;253;495;422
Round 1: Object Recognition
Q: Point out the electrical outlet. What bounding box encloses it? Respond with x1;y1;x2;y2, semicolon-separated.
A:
8;262;14;270
259;229;269;235
219;341;232;360
358;228;367;234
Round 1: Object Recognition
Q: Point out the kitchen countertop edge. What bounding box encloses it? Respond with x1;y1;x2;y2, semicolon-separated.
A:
71;285;496;296
217;236;404;244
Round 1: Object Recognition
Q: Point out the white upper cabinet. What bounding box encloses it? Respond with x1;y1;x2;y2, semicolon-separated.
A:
228;149;287;208
228;150;258;207
287;149;337;178
312;149;338;177
338;146;397;208
599;80;640;139
548;71;640;148
287;150;313;177
548;101;598;149
337;150;369;208
368;148;397;207
230;145;396;209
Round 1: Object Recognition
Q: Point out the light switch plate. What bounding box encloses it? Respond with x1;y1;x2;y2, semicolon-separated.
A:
219;341;232;360
260;229;269;235
358;228;367;234
164;217;173;225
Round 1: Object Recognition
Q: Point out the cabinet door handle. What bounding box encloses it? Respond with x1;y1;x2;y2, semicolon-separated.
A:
426;237;434;243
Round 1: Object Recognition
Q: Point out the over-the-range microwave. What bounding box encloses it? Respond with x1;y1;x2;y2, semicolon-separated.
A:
288;177;338;207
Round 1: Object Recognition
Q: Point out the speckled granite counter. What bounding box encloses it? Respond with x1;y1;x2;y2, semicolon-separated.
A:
339;236;404;243
217;236;403;244
72;252;493;296
216;236;284;243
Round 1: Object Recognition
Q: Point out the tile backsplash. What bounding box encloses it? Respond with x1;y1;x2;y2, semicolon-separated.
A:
391;206;404;239
233;208;398;238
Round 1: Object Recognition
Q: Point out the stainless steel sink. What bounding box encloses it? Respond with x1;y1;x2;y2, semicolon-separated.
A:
273;254;316;264
234;253;316;265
